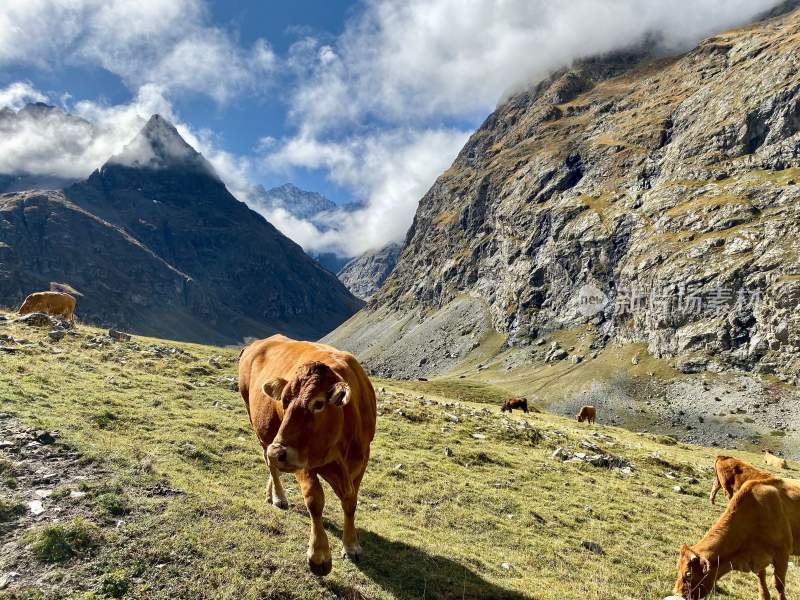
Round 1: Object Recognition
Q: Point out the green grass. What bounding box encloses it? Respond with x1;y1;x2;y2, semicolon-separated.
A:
0;496;24;523
26;517;103;563
375;377;513;406
0;313;791;599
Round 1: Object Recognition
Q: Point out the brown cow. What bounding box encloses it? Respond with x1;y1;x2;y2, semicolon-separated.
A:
238;335;376;576
576;405;596;424
17;291;76;323
501;397;529;413
674;477;800;599
709;456;772;505
764;448;789;470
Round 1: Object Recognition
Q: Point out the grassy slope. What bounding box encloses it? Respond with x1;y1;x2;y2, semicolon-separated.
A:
0;314;792;599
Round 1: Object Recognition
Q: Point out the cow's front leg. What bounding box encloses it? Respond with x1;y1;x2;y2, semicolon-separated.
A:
339;491;361;562
297;470;331;576
756;569;771;600
262;448;288;509
322;458;363;562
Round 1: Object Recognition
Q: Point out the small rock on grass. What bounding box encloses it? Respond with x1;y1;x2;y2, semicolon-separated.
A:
581;540;605;555
108;329;131;342
48;330;65;342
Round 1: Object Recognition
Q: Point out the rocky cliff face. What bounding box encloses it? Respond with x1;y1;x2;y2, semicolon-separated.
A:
337;243;402;300
0;116;362;343
327;8;800;381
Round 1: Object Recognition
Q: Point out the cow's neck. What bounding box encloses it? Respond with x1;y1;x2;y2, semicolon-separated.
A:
694;514;747;579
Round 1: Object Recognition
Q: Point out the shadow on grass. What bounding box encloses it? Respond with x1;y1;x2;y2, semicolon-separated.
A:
327;523;530;600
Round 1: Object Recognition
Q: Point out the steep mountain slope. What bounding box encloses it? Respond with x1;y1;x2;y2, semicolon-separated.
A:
0;190;232;342
0;116;362;342
337;242;402;300
326;8;800;380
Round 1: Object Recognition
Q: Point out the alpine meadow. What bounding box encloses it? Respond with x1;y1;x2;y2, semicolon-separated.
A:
2;2;800;599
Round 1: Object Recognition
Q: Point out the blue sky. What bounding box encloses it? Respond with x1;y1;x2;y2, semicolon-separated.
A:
0;1;359;204
0;0;782;256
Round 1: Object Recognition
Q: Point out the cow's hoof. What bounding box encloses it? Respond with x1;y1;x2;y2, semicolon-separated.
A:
308;557;332;577
272;498;289;510
342;549;361;563
342;543;362;563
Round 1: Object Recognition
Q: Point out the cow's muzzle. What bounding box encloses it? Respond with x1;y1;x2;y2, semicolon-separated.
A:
267;443;302;472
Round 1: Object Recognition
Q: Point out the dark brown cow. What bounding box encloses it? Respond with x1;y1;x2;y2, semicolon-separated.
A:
501;397;529;413
17;291;76;323
709;456;772;505
238;335;376;576
576;405;596;424
675;478;800;599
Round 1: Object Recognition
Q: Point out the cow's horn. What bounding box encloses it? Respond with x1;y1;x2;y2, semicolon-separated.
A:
328;381;351;406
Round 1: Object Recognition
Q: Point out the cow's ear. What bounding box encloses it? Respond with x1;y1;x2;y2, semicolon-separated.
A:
262;377;287;400
699;555;711;574
328;381;351;407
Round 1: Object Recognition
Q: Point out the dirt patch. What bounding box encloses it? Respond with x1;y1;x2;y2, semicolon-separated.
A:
0;413;110;593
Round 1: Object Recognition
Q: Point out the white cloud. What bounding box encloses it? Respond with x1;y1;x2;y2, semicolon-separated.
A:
0;81;254;198
0;81;48;111
267;0;784;257
265;127;470;256
0;0;275;103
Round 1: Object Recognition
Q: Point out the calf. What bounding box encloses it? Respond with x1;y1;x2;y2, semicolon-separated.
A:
764;448;788;470
239;335;377;576
709;455;772;505
18;291;76;323
675;477;800;599
501;397;529;413
576;405;596;424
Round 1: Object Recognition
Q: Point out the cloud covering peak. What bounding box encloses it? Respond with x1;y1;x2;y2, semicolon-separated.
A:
264;0;784;257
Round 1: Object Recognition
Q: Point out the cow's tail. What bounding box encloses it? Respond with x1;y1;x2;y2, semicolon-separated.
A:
709;457;722;505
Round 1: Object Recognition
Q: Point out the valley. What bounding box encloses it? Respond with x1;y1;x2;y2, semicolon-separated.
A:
0;313;790;599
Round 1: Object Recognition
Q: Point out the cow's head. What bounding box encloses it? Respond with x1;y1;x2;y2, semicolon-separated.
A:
674;544;712;599
264;361;351;472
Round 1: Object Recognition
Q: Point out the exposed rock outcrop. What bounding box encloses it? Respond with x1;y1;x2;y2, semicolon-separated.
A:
337;243;402;300
328;8;800;380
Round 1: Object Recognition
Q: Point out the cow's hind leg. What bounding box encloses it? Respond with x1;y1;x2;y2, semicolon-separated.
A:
262;448;288;509
757;569;771;600
774;553;788;600
297;470;331;576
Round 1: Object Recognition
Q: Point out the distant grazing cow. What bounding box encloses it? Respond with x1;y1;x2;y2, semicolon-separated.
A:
764;448;788;470
238;334;376;576
709;455;772;505
674;477;800;599
501;397;529;413
17;291;76;323
576;405;596;424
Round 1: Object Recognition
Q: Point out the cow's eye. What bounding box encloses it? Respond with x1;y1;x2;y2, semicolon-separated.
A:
309;398;326;413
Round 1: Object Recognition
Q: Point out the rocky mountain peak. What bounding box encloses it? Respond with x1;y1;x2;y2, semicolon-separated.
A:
108;114;216;176
251;182;337;221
